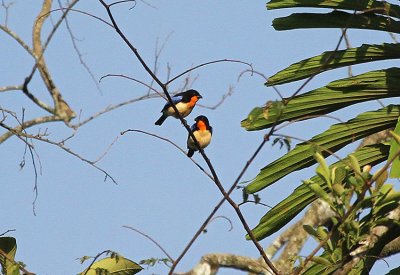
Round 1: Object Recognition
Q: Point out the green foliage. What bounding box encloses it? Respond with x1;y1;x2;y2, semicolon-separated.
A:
139;257;172;268
0;237;20;275
300;156;400;273
242;68;400;131
388;119;400;177
245;106;399;194
78;254;143;275
242;0;400;272
249;144;389;240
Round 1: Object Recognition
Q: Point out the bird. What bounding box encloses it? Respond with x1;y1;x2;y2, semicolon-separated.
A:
155;89;202;126
187;115;212;157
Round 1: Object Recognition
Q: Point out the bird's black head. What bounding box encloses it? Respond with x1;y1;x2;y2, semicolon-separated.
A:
195;115;209;125
185;89;202;99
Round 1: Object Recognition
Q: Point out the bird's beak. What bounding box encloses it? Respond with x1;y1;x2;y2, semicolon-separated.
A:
198;95;203;99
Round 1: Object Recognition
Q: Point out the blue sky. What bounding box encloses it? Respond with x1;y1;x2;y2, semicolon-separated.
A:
1;1;399;274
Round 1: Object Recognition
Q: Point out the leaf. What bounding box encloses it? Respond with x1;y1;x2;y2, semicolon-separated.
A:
267;0;400;19
242;68;400;130
314;152;331;186
386;266;400;275
348;154;361;175
389;118;400;178
267;46;400;86
303;224;318;237
0;237;19;275
273;11;400;34
78;256;143;275
375;169;388;190
245;106;399;194
309;256;332;266
248;144;389;240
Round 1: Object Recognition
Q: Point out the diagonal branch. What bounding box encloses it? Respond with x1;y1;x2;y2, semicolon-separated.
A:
31;0;76;122
96;1;278;273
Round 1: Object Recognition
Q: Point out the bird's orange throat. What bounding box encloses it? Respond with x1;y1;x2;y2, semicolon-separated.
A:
197;120;207;131
188;96;199;108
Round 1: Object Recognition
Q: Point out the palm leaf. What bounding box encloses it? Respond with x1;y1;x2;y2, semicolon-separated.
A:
273;10;400;34
249;143;390;240
242;68;400;130
267;0;400;20
267;44;400;86
245;106;400;194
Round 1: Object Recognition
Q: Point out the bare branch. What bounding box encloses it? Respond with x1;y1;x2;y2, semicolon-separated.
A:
57;0;103;94
92;136;119;164
73;93;159;128
0;115;60;144
0;84;23;92
32;0;76;122
166;59;253;85
81;250;114;275
100;74;162;95
182;253;271;275
0;24;35;58
1;0;14;26
207;215;233;232
0;120;117;184
120;129;214;181
237;69;284;101
123;225;174;262
97;2;278;273
197;85;234;110
46;7;114;28
0;229;16;237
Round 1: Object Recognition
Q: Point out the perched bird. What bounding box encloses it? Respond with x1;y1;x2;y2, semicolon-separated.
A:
187;115;213;157
155;89;202;126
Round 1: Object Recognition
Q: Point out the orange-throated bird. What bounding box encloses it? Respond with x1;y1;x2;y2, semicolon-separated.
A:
155;89;202;126
187;115;212;157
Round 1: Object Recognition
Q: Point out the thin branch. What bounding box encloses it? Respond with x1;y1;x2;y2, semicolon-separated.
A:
72;95;156;128
341;28;353;77
0;229;16;237
152;32;174;91
0;84;23;92
170;137;274;274
120;129;213;181
45;7;114;28
238;200;272;208
22;78;54;113
0;24;36;58
108;0;136;8
82;250;113;275
237;69;284;100
0;121;117;184
173;16;357;273
197;85;234;110
58;0;103;94
207;215;233;232
0;115;60;144
100;74;162;95
1;0;14;26
166;59;253;85
97;2;278;273
92;136;119;164
123;225;174;262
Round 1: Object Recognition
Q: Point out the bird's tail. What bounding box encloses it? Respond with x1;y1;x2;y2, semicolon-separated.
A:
187;149;194;157
155;114;167;125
